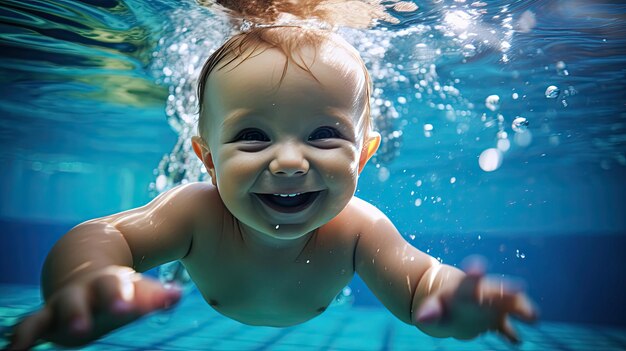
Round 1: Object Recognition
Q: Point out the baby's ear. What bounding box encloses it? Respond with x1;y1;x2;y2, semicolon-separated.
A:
191;136;217;186
358;131;381;173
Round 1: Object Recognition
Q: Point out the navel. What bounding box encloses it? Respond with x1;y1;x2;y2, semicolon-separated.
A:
316;306;327;313
208;298;219;307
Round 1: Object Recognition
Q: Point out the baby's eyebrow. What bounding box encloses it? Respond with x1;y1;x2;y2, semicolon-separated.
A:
221;108;253;129
325;107;352;121
324;107;358;129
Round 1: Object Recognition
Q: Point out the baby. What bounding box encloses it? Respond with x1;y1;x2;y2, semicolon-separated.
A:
8;25;537;350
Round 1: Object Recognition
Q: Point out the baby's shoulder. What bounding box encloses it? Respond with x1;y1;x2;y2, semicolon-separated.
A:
324;196;387;236
167;181;224;215
144;182;225;227
342;196;386;220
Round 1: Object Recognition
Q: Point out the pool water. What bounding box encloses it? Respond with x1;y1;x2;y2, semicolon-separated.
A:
1;0;626;350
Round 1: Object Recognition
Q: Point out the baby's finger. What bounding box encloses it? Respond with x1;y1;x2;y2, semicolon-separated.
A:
91;269;137;314
7;308;52;350
92;270;181;316
497;316;520;344
476;276;525;308
455;270;483;303
413;295;444;324
460;255;487;277
130;277;182;314
54;286;92;336
510;294;539;322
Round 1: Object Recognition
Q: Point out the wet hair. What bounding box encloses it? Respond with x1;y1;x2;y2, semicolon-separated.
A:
196;26;372;139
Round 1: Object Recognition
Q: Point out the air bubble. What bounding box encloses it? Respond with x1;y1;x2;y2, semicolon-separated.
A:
545;85;560;99
514;129;533;147
378;167;390;182
512;117;529;133
485;95;500;111
478;148;503;172
156;174;167;192
423;124;433;138
497;138;511;152
556;61;569;76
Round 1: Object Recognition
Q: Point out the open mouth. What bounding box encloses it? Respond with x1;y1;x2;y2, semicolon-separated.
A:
255;191;322;213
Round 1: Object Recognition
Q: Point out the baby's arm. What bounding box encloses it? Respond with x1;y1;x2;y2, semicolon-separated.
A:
9;182;218;349
351;198;536;343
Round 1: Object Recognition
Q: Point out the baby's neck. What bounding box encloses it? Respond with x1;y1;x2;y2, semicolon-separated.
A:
237;221;317;258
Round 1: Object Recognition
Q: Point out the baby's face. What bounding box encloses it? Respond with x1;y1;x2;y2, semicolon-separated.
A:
200;44;370;240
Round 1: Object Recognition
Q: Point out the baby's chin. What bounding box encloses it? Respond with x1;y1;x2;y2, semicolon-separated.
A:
258;221;322;240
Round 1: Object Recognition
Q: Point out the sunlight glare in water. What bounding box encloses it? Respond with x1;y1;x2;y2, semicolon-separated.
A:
444;10;471;31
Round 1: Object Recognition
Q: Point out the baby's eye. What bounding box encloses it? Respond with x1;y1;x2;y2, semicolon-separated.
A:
234;128;270;142
308;126;342;141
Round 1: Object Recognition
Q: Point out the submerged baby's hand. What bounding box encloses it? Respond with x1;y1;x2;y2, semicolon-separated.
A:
6;266;181;350
413;256;538;344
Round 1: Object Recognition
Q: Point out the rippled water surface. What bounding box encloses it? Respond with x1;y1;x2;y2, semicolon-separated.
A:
1;0;625;234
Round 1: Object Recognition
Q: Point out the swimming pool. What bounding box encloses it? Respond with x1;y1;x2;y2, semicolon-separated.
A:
1;0;625;349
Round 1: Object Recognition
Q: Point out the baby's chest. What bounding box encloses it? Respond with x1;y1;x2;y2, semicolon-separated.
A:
183;244;354;326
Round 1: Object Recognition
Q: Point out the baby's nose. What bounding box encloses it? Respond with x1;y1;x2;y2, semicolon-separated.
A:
269;143;309;177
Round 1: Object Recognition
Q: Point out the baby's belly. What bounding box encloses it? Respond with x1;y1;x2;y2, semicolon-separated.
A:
210;299;326;326
195;285;335;326
185;264;350;326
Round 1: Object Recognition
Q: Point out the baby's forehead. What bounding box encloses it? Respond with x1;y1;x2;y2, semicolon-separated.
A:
208;45;366;106
197;28;371;138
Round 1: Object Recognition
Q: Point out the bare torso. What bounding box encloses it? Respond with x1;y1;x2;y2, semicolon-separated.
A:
182;203;358;326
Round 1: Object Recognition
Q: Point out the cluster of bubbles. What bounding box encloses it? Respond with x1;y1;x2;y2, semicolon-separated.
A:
477;57;572;172
148;4;232;197
478;93;533;173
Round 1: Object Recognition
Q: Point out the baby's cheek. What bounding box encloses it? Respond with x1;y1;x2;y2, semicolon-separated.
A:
217;161;258;188
326;156;359;194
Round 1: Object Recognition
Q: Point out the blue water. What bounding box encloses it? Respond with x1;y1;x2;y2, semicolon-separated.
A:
1;0;625;349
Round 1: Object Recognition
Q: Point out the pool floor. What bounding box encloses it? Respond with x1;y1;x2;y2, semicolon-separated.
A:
1;284;624;350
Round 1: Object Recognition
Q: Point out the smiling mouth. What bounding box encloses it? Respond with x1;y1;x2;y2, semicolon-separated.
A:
255;191;322;213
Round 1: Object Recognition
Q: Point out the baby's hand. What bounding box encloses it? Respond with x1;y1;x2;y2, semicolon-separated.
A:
6;266;182;350
413;257;538;344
